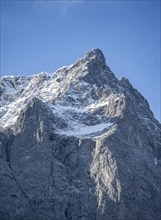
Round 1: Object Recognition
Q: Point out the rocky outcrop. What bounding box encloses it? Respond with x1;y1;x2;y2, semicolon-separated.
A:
0;49;161;220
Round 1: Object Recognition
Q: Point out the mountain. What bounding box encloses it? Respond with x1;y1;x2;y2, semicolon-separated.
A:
0;48;161;220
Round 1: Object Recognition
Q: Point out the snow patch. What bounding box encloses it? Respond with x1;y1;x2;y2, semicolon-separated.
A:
114;97;119;102
85;99;109;111
56;122;113;138
154;158;158;165
52;103;83;114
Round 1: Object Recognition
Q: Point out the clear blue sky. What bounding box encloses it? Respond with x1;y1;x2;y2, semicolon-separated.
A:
0;0;160;122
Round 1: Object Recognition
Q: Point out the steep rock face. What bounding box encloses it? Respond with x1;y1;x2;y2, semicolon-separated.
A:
0;48;161;220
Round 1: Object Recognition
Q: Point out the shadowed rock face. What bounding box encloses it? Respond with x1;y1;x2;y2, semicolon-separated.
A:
0;49;161;220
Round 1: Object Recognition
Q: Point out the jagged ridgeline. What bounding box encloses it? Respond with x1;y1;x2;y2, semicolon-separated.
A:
0;49;161;220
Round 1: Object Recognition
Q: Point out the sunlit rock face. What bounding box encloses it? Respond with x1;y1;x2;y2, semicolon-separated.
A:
0;48;161;220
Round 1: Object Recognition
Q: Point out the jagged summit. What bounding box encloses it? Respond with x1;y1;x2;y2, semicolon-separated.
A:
0;49;161;220
85;48;103;57
83;48;106;67
61;48;110;79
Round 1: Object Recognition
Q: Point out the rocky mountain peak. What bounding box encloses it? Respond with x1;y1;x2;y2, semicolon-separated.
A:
67;48;108;78
84;48;105;62
0;49;161;220
83;48;107;70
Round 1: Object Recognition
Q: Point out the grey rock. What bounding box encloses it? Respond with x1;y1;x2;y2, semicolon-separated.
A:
0;49;161;220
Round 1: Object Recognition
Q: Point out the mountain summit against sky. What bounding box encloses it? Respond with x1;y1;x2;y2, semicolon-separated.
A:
0;49;161;220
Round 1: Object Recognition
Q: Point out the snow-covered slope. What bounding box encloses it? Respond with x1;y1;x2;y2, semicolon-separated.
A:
0;48;157;137
0;49;116;136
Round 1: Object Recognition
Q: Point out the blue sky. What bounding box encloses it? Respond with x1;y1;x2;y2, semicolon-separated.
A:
0;0;160;121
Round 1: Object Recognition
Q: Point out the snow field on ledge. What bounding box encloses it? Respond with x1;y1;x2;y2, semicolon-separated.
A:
51;101;113;138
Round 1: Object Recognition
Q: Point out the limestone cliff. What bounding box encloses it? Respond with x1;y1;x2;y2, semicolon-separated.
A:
0;49;161;220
